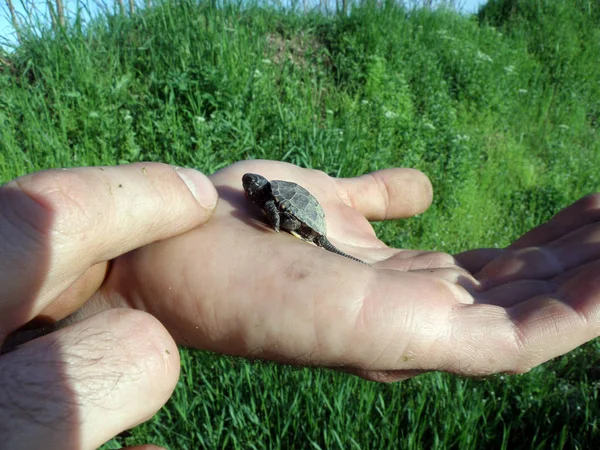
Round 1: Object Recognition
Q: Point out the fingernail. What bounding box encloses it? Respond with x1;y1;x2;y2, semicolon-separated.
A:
175;167;218;210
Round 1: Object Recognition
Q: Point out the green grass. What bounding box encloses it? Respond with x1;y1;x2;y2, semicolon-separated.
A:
2;0;600;447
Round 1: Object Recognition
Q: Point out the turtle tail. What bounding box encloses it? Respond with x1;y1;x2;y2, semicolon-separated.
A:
315;236;370;266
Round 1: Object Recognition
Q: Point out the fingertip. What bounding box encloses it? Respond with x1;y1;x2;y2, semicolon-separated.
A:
510;192;600;249
378;167;433;216
174;167;218;212
340;168;433;221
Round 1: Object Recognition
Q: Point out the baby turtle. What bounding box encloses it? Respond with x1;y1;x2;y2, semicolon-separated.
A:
242;173;368;265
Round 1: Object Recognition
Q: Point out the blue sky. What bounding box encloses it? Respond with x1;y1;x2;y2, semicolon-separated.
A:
1;0;489;49
459;0;487;13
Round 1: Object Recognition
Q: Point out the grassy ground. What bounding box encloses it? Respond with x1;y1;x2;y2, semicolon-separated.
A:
1;0;600;447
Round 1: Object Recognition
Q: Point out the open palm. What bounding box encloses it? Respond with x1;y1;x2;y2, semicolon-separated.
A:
102;160;600;380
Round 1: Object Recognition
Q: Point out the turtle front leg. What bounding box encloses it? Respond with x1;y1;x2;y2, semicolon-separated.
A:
263;199;281;232
279;213;302;233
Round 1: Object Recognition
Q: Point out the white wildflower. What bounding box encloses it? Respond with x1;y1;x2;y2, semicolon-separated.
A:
384;110;398;119
436;29;454;40
476;50;493;63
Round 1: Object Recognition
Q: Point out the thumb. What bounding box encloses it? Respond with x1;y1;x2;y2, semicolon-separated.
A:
0;163;218;333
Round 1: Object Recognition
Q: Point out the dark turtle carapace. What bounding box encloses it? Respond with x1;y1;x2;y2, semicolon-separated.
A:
242;173;368;265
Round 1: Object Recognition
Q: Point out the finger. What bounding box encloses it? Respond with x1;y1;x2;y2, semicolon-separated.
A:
345;368;424;383
478;222;600;287
457;195;600;274
441;259;600;376
510;193;600;249
503;262;600;371
476;255;600;309
476;279;553;307
336;168;433;221
375;251;478;292
377;249;457;269
1;263;112;351
0;163;217;333
411;267;478;292
0;308;179;450
454;248;505;273
40;262;110;321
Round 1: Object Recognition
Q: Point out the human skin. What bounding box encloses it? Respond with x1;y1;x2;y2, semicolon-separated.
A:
103;160;600;380
2;160;600;448
0;163;218;450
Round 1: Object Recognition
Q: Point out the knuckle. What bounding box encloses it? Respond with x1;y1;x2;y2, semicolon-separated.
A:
579;192;600;211
369;172;392;220
2;170;102;246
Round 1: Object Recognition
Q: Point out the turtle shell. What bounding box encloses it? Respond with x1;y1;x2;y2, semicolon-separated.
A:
270;180;327;235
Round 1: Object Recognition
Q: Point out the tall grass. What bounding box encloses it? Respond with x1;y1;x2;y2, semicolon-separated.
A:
1;0;600;448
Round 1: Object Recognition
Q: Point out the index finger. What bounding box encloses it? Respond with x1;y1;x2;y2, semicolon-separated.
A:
335;168;433;221
510;193;600;249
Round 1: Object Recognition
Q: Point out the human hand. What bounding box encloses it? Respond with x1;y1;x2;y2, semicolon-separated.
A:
98;160;600;382
455;193;600;372
0;163;217;449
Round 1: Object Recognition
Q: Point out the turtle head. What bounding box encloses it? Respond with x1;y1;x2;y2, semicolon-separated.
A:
242;173;270;202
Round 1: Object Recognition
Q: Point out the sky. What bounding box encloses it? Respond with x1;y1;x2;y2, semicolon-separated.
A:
458;0;487;13
0;0;489;50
